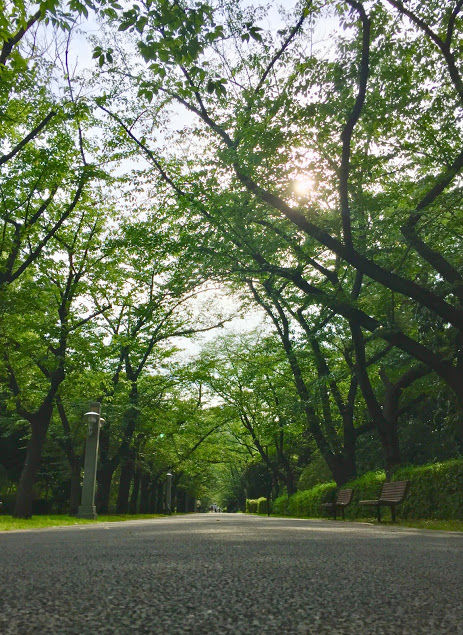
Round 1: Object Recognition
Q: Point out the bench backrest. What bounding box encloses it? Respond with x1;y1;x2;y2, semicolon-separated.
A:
379;480;409;503
336;489;353;505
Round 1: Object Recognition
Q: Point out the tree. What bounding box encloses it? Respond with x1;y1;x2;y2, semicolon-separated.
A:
88;213;229;512
1;202;110;517
101;0;463;417
0;1;105;290
196;331;310;493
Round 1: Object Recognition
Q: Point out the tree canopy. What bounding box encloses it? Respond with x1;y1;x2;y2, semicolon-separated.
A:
1;0;462;516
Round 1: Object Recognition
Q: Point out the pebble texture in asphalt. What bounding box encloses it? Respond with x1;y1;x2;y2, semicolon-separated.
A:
1;514;462;634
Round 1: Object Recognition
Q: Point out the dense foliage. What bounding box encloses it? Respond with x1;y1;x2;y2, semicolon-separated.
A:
1;0;462;517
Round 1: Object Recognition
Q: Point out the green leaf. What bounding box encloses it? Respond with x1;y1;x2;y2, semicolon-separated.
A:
136;16;148;33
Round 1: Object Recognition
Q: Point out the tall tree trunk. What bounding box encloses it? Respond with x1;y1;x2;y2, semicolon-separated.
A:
350;320;403;475
13;418;48;518
69;458;82;516
324;452;356;487
251;282;358;487
56;397;82;516
380;366;429;479
116;380;139;513
172;480;177;513
379;380;401;478
340;424;357;485
148;479;158;513
153;481;163;513
96;462;116;513
116;455;134;514
139;472;151;513
129;467;141;514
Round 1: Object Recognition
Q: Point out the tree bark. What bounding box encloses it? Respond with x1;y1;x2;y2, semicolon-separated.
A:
116;454;134;514
350;320;403;475
13;418;48;518
129;467;141;514
249;281;358;486
115;380;139;513
139;472;151;513
69;458;82;516
96;462;116;514
148;479;159;513
153;481;163;513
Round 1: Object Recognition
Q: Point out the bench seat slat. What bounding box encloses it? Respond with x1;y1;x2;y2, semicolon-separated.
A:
320;489;353;519
359;480;409;522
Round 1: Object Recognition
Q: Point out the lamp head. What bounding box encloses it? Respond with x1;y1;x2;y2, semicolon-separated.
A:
84;411;100;435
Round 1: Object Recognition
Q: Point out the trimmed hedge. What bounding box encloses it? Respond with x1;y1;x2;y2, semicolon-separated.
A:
342;470;386;520
262;459;463;521
273;482;337;518
394;460;463;520
257;497;269;514
245;499;258;513
246;497;270;514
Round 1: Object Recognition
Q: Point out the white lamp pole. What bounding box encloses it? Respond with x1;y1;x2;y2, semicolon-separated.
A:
77;402;103;519
166;471;173;515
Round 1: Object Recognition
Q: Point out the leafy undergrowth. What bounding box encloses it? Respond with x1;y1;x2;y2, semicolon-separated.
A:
0;514;165;531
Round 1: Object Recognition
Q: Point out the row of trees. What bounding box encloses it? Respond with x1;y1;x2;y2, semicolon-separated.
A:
1;0;233;516
1;0;462;516
95;0;462;483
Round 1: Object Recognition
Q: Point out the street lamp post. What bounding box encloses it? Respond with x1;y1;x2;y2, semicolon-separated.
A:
77;401;102;519
166;471;173;515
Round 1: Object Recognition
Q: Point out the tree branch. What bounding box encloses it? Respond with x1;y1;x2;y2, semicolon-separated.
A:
340;0;371;247
0;111;56;166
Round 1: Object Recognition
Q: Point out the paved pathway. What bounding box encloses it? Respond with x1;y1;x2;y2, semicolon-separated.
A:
1;514;462;634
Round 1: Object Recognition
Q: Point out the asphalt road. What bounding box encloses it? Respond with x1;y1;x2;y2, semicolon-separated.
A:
1;514;462;634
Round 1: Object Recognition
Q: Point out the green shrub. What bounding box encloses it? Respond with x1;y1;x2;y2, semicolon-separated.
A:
394;460;463;520
256;497;268;514
273;482;336;518
245;499;258;513
272;459;463;521
343;470;385;520
272;494;289;516
298;453;333;490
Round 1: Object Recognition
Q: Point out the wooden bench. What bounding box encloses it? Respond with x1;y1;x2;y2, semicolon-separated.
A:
321;488;353;520
359;480;409;522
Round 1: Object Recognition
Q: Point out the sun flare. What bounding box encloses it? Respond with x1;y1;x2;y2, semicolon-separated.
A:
293;176;314;196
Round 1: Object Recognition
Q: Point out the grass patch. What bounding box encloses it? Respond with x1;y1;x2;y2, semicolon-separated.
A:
0;514;165;531
333;517;463;531
392;519;463;532
267;514;463;532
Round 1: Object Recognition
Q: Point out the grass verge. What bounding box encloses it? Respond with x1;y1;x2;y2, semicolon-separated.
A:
391;519;463;532
270;515;463;532
0;514;166;531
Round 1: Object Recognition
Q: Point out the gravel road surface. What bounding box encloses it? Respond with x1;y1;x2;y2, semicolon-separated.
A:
1;514;462;634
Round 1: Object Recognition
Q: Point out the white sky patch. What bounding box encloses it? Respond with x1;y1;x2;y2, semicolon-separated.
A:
168;288;266;363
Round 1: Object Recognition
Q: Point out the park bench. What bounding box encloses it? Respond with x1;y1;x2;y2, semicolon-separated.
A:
359;480;409;522
321;488;353;520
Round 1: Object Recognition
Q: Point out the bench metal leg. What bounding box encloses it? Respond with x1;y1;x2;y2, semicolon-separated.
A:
391;505;396;523
377;505;381;523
